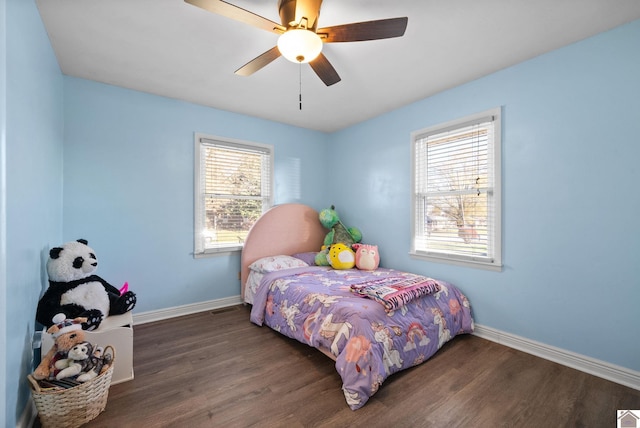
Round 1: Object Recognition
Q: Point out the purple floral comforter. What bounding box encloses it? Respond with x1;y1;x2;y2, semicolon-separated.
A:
250;266;474;410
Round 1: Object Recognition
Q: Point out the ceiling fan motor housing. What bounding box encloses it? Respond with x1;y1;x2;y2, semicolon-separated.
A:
278;0;322;31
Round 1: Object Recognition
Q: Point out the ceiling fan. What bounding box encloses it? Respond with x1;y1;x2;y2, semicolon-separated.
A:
184;0;408;86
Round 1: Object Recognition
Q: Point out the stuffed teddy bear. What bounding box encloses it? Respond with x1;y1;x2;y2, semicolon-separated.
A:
314;205;362;266
54;341;112;382
36;239;136;331
33;314;87;380
353;243;380;271
77;345;112;382
54;341;95;380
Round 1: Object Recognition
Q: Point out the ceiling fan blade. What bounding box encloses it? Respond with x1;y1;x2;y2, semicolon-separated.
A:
235;46;282;77
318;17;408;43
309;53;341;86
185;0;286;34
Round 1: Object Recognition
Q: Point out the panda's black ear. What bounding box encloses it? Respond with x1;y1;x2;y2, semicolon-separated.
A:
50;247;63;259
77;239;88;245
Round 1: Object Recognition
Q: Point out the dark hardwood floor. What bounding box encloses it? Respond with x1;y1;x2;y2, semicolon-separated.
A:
35;305;640;427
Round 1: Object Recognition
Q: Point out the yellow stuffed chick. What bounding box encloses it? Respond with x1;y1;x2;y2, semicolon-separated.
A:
328;243;356;270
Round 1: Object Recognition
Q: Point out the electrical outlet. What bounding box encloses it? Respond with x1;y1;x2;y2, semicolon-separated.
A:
31;330;43;370
32;330;42;349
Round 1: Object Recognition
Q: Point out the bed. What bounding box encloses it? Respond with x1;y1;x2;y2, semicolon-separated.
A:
241;203;474;410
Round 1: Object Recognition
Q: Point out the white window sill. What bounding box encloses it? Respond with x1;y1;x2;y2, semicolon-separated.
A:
409;251;503;272
194;248;241;259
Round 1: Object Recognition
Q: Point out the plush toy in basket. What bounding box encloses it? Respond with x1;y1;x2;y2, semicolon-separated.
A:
54;341;113;383
29;318;116;428
28;348;115;428
33;314;88;381
33;313;114;380
35;239;137;331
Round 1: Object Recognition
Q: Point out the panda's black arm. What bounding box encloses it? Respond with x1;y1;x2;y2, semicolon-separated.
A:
86;275;121;295
36;288;86;327
35;293;60;327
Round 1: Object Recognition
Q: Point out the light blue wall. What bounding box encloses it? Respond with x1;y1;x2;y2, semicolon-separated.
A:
1;0;7;423
328;20;640;372
4;0;64;426
62;78;328;313
6;3;640;423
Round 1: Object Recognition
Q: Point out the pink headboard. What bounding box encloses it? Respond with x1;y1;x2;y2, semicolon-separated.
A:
240;203;327;300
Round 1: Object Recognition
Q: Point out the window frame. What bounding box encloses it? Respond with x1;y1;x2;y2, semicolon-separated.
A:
410;108;502;271
193;133;274;258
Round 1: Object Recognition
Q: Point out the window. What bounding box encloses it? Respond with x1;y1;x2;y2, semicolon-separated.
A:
410;108;502;270
194;134;273;256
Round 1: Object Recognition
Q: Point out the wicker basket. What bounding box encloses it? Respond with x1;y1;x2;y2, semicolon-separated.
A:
28;345;116;428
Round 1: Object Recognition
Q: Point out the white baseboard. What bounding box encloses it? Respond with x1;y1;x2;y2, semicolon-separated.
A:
132;295;243;325
473;324;640;391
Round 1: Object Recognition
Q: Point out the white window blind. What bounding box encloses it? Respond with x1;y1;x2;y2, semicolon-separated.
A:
411;108;502;270
194;134;273;255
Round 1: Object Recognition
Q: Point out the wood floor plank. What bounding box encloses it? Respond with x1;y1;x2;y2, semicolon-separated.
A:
33;305;640;427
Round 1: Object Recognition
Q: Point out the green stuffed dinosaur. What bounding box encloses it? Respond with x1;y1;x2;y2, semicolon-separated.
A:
315;205;362;266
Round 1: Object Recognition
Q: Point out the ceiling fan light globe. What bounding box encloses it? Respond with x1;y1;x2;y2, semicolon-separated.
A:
277;29;323;63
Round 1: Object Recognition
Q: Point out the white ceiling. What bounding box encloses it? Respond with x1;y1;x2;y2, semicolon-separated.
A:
36;0;640;133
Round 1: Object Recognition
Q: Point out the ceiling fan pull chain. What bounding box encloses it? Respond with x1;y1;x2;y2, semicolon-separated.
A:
299;62;303;110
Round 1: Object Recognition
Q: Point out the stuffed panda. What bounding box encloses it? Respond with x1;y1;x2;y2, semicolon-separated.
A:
35;239;137;331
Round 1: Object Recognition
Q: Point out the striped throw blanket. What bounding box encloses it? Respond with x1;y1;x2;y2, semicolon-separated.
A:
350;274;441;312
